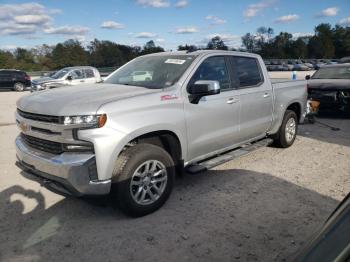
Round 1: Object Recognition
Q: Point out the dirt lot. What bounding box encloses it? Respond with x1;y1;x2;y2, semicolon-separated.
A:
0;90;349;262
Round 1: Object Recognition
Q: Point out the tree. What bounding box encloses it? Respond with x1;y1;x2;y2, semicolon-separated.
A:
0;50;15;69
178;44;198;51
207;36;228;50
311;23;335;58
52;39;88;68
141;40;164;55
241;33;255;52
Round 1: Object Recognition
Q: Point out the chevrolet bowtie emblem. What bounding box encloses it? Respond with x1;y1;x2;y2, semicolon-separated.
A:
19;122;30;132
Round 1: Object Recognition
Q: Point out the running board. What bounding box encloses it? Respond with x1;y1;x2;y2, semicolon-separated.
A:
186;138;274;174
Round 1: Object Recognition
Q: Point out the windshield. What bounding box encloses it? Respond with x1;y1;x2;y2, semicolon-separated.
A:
104;55;196;89
312;66;350;79
51;68;69;79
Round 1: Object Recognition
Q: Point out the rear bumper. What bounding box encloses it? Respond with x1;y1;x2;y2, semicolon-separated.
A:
15;135;111;196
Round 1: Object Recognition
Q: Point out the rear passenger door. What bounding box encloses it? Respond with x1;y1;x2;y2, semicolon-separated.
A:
83;68;97;84
229;56;273;142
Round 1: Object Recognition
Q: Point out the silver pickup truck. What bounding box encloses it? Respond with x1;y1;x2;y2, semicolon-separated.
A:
15;50;307;216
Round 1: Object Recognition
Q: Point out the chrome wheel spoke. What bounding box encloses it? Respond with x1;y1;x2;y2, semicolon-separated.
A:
147;189;156;201
152;176;167;183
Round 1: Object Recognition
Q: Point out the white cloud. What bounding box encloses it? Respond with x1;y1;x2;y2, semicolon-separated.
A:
44;26;90;35
175;26;198;34
0;3;60;36
292;32;313;39
14;14;51;25
155;38;165;42
316;7;339;18
274;14;299;23
243;0;276;18
136;0;170;8
338;16;350;26
175;0;188;8
0;24;37;35
101;21;124;29
135;32;157;38
205;15;226;25
0;2;89;39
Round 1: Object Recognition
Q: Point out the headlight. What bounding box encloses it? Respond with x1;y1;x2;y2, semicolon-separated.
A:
62;114;107;128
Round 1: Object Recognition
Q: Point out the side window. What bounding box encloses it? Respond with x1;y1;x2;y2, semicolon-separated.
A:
84;69;94;78
69;69;83;80
189;56;231;90
234;57;263;87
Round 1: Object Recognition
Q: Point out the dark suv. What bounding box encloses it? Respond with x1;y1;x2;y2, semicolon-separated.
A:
0;69;31;91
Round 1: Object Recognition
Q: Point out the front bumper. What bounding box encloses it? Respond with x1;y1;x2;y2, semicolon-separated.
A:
15;135;111;196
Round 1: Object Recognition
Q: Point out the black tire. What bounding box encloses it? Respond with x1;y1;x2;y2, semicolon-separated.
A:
112;143;175;217
273;110;298;148
13;82;25;92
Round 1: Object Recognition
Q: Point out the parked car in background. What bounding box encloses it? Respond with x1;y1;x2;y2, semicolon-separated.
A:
293;64;311;71
0;69;31;91
131;71;153;81
16;50;307;216
306;63;350;114
31;66;101;92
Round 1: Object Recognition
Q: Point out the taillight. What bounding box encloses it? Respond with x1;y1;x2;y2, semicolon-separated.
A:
25;75;31;81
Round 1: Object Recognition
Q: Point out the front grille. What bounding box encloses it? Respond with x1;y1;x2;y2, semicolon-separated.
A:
17;109;61;124
21;134;64;154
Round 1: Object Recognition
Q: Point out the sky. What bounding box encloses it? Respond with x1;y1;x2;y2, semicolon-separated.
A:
0;0;350;51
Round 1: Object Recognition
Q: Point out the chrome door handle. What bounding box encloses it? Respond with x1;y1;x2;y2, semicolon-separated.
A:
263;93;270;98
227;97;239;104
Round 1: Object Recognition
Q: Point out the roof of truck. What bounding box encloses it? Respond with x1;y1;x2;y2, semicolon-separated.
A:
145;50;261;58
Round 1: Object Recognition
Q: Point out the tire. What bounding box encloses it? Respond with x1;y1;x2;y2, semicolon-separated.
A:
273;110;298;148
13;82;25;92
112;143;175;217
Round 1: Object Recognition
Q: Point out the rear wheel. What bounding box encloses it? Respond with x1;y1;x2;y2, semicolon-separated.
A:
13;82;25;92
112;143;175;217
273;110;298;148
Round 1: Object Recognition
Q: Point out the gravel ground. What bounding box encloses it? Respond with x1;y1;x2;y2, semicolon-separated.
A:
0;90;349;262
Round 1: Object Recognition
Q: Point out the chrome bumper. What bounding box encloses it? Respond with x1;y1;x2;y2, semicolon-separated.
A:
15;135;111;196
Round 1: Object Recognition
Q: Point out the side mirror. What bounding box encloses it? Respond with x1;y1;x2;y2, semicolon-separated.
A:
66;75;72;81
305;75;311;80
188;80;220;104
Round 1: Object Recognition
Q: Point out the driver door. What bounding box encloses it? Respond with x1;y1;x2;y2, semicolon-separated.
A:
184;55;241;161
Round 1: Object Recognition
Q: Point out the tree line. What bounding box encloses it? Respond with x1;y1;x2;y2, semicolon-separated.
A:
0;23;349;72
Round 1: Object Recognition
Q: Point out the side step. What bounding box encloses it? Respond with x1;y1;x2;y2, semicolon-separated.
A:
186;138;273;174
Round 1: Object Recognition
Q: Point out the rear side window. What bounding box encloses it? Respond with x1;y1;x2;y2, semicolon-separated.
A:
84;69;94;78
234;57;263;87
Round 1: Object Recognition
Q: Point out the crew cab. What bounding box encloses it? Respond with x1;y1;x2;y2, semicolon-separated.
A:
16;51;307;216
31;66;101;92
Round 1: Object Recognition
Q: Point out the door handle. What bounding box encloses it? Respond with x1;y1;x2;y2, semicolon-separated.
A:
263;93;270;98
227;97;239;104
80;80;85;82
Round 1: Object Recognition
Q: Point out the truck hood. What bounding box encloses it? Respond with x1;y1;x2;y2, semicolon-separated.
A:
17;83;160;116
308;79;350;90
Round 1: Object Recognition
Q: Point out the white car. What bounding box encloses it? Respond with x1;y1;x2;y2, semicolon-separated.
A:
31;66;101;91
131;71;152;81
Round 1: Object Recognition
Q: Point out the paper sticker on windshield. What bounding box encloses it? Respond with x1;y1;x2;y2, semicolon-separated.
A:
165;59;186;65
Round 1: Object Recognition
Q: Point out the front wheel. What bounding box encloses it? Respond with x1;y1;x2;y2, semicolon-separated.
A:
273;110;298;148
112;143;175;217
